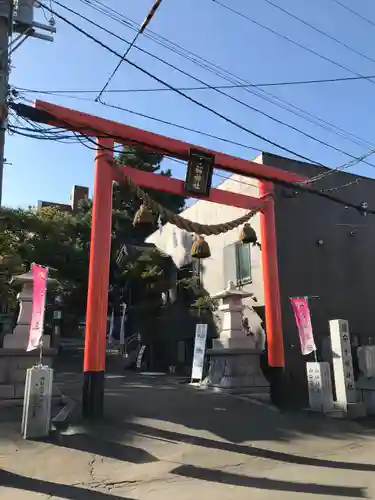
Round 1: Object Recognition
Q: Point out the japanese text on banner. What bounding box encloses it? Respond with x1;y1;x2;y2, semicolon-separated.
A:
27;264;48;352
290;297;316;356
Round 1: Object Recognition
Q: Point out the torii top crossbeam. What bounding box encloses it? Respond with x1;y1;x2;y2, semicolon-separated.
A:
31;100;304;184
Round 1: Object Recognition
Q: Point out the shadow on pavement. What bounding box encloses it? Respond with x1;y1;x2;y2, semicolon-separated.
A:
124;421;375;472
47;429;158;464
54;355;375;445
0;468;133;500
172;464;366;498
96;373;374;446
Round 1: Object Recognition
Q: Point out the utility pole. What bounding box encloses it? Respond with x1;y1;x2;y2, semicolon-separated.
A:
0;1;12;207
0;0;56;206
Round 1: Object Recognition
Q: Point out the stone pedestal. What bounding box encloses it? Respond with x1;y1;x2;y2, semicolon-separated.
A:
0;270;58;401
204;281;269;394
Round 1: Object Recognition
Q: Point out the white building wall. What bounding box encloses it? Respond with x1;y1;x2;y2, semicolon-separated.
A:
147;157;266;343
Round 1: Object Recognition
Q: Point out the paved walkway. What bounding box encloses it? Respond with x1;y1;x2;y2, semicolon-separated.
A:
1;371;375;499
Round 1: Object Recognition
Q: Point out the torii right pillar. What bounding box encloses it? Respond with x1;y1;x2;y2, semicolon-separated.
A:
259;181;285;406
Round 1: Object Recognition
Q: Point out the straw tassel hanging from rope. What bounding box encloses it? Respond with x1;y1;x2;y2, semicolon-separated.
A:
239;223;261;249
133;202;156;226
190;234;211;259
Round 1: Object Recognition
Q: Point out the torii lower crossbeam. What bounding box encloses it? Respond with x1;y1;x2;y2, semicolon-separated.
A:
27;100;308;418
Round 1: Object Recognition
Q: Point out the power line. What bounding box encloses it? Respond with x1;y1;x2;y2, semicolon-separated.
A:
261;0;375;65
214;171;260;190
15;94;371;192
14;87;264;152
36;3;375;191
11;100;375;214
74;0;375;153
40;1;324;165
14;86;374;189
95;31;142;102
302;147;375;184
38;2;375;188
8;115;366;200
331;0;375;28
15;75;375;95
211;0;375;87
83;99;264;153
47;1;375;173
95;0;164;100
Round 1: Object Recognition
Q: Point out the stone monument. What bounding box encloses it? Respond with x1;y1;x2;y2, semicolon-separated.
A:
0;270;58;401
328;319;366;418
204;281;269;393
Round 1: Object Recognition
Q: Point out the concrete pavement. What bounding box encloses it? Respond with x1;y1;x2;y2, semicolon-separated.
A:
1;370;375;499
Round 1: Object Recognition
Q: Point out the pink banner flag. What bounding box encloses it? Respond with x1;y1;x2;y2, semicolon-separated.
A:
290;297;316;356
27;264;49;352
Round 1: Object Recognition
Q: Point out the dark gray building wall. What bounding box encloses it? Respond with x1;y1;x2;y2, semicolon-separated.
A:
262;153;375;404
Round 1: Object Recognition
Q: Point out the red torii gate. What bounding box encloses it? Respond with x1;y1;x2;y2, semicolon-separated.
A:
29;100;307;418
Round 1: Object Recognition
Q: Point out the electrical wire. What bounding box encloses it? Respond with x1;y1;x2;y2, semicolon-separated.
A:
261;0;375;65
73;0;375;154
15;2;375;197
331;0;375;28
305;147;375;184
10;100;375;215
55;0;375;182
322;178;360;193
95;0;164;100
100;100;375;184
211;0;375;87
96;30;142;102
75;0;375;154
46;1;375;174
10;101;358;194
13;86;264;152
15;74;375;94
16;7;375;191
55;0;329;163
213;171;260;190
17;3;375;190
39;1;326;165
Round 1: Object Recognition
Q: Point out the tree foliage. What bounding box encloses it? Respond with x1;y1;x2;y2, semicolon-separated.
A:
112;145;185;249
0;146;186;334
0;203;91;318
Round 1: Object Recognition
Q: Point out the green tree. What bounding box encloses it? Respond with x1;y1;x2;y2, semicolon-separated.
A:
0;146;186;336
112;145;185;247
0;204;91;325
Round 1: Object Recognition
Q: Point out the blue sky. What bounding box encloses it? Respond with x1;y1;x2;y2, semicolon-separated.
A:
5;0;375;207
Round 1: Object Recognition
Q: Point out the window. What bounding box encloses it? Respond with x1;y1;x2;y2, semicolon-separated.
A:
223;242;252;287
235;242;252;284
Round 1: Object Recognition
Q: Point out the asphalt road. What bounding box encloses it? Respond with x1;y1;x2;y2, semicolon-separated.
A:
2;356;375;499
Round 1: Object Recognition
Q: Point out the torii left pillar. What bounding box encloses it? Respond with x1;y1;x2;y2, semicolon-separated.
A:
82;137;114;419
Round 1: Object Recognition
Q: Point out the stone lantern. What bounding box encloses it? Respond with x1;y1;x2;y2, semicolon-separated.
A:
204;281;269;393
3;269;58;348
0;269;58;400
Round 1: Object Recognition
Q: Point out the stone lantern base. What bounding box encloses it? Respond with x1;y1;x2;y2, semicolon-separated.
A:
0;348;57;401
201;281;269;396
203;347;269;394
0;269;59;402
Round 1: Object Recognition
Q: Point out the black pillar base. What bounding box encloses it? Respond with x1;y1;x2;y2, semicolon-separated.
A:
82;371;104;419
269;367;286;409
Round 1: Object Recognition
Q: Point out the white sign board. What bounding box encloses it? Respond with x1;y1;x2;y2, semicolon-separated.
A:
120;303;127;346
191;324;208;382
306;362;334;412
329;319;356;410
136;345;147;370
22;366;53;439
